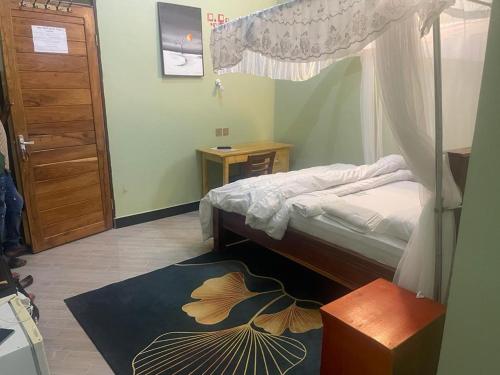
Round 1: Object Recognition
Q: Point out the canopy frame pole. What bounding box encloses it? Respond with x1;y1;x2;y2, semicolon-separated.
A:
433;18;444;303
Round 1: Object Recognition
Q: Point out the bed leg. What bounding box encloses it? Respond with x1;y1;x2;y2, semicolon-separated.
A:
213;208;227;251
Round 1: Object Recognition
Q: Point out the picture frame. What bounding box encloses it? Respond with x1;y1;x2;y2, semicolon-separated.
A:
158;2;204;77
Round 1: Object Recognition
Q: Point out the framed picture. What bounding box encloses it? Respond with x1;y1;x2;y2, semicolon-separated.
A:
158;2;204;77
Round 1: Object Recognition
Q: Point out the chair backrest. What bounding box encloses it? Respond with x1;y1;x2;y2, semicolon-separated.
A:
243;152;276;178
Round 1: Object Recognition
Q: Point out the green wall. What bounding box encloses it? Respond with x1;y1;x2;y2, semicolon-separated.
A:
274;58;365;169
438;4;500;374
95;0;276;218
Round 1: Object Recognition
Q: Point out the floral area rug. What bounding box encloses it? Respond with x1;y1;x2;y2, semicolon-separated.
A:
65;242;347;375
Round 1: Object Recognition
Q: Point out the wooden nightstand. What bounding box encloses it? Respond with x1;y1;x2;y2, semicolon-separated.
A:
448;147;471;195
197;142;293;195
320;279;446;375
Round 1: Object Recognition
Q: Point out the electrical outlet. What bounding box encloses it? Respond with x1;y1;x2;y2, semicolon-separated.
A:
215;128;223;137
222;128;229;136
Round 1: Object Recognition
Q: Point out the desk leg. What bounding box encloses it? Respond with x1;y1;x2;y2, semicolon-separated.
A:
202;156;209;196
222;159;230;186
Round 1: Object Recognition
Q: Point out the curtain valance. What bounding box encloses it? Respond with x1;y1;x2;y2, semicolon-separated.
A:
211;0;453;81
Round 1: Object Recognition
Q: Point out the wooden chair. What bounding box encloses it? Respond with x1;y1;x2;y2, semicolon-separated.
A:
242;152;276;178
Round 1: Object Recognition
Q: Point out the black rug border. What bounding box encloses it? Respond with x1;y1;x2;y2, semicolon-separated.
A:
65;299;120;374
64;251;221;375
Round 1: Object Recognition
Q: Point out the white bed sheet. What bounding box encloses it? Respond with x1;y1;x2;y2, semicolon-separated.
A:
288;181;423;268
338;180;422;242
289;213;406;268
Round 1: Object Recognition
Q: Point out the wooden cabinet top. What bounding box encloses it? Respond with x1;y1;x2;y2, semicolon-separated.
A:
321;279;446;350
448;147;472;158
197;142;293;158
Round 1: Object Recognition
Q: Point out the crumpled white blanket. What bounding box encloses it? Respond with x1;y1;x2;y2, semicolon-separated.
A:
291;169;415;218
200;154;410;240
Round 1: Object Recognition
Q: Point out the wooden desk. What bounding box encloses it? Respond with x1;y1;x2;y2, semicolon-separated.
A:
197;142;293;195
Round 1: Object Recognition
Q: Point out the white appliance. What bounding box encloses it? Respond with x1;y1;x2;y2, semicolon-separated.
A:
0;295;50;375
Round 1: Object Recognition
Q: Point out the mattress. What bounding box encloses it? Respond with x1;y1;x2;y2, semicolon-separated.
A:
288;181;423;268
289;213;407;268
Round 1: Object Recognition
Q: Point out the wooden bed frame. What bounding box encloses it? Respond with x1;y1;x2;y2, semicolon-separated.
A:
213;149;471;291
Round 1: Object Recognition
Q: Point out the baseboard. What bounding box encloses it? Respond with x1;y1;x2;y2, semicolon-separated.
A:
114;201;200;228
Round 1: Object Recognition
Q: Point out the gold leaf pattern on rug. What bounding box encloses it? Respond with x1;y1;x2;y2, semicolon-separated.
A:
134;262;323;374
182;272;257;325
131;324;306;375
253;302;323;335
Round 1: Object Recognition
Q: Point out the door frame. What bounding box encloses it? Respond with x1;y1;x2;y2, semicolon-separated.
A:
0;1;114;252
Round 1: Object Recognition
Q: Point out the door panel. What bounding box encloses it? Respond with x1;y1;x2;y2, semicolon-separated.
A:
23;89;92;107
34;158;99;181
11;8;85;25
39;199;103;227
25;105;94;124
44;212;104;238
17;53;88;72
30;131;96;151
12;17;85;40
0;2;113;251
30;144;96;164
20;71;90;89
35;171;101;195
28;120;94;136
37;183;101;212
44;222;106;248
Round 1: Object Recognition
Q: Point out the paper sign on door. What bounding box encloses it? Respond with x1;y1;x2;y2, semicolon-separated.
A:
31;25;69;54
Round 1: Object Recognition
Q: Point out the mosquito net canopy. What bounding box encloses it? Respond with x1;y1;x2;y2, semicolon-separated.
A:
210;0;491;301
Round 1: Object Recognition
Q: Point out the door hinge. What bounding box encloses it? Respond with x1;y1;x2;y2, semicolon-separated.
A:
95;34;99;48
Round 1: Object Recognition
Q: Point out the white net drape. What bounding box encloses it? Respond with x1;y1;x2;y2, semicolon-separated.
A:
361;1;490;161
439;2;491;150
360;1;490;298
360;44;384;164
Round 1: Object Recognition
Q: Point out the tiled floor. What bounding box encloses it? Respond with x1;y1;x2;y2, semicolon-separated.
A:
18;212;211;375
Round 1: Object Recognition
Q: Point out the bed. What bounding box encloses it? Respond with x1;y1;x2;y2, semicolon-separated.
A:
204;151;470;290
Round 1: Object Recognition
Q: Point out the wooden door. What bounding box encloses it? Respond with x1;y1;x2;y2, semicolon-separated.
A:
0;1;113;252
